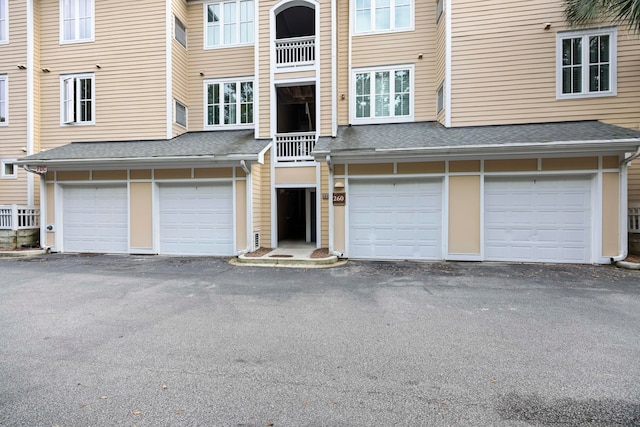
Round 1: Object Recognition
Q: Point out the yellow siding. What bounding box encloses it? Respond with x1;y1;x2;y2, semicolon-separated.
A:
337;0;349;126
236;180;247;251
435;4;446;124
38;0;167;151
320;162;329;246
257;1;273;138
449;175;481;254
260;150;272;248
351;1;438;122
130;182;153;250
450;0;640;129
251;161;262;245
318;1;332;136
602;172;620;257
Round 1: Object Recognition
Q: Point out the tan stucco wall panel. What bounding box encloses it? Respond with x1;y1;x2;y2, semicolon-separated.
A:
334;164;345;176
92;170;128;181
334;205;345;253
397;162;446;174
275;166;317;185
129;182;153;250
602;156;620;169
450;160;481;173
130;170;152;180
194;168;233;179
155;169;192;180
485;159;538;172
542;157;598;171
448;176;481;254
56;171;90;181
349;163;394;175
602;172;620;257
236;180;247;252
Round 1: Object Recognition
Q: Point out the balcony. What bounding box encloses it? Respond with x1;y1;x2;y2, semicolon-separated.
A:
275;132;317;163
0;205;40;230
275;36;315;68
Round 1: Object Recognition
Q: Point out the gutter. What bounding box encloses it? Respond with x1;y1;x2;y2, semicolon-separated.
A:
611;146;640;262
14;154;262;168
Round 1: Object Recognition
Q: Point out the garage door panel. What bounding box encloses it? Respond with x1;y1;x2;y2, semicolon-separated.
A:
349;179;442;260
159;183;233;256
485;177;591;263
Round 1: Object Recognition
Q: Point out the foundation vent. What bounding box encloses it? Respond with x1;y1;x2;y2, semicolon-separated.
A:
253;231;260;250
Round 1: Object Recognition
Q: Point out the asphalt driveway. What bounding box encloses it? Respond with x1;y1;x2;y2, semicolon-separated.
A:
0;255;639;426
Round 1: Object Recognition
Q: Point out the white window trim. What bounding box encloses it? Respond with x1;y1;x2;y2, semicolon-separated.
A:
59;0;95;44
203;77;255;130
0;75;7;126
0;0;8;45
556;27;617;100
436;81;444;114
174;99;187;128
436;0;444;23
203;1;255;50
350;64;415;124
59;73;95;126
175;15;187;49
352;0;414;36
1;158;17;179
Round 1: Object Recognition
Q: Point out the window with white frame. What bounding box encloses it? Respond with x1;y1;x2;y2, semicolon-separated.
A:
436;0;444;23
354;0;412;34
205;78;253;128
175;16;187;48
61;73;94;125
205;1;254;48
436;82;444;114
353;65;413;123
175;100;187;127
61;0;93;43
557;28;617;99
1;159;16;179
0;0;8;44
0;75;6;125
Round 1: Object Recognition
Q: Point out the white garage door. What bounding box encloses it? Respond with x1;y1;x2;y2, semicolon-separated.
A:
349;179;442;259
485;176;592;263
159;183;234;256
63;185;128;253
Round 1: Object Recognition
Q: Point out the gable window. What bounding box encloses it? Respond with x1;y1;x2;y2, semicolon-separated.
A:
354;0;412;34
175;100;187;127
0;0;7;44
1;159;16;179
557;28;617;99
61;0;94;43
61;73;94;125
205;78;253;128
205;1;254;48
175;16;187;48
0;75;6;125
352;65;413;123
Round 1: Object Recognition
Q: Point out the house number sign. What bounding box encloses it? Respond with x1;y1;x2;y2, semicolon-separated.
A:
333;193;346;205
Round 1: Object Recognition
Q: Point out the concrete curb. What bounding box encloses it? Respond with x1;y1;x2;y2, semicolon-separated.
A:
232;255;347;268
0;248;48;258
616;260;640;270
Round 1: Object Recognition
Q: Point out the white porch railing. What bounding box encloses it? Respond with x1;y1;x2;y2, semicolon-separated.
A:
0;205;40;230
629;204;640;233
275;36;315;67
275;132;317;162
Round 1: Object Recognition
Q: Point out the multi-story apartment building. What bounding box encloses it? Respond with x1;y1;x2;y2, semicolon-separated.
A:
2;0;640;263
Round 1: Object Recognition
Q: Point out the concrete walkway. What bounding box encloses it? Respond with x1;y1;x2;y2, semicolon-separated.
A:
234;242;344;268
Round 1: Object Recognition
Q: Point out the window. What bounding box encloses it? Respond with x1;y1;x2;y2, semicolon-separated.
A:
205;79;253;128
61;74;94;125
437;82;444;114
175;100;187;127
205;1;254;48
0;75;6;125
353;66;413;123
557;28;617;99
0;0;7;44
354;0;412;34
61;0;94;43
1;159;16;179
175;16;187;48
436;0;444;23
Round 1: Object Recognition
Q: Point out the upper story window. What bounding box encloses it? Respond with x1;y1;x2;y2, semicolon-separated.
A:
0;75;6;125
557;27;617;99
61;73;94;125
352;65;413;124
204;78;254;128
354;0;412;34
1;159;17;179
175;100;187;127
0;0;8;44
175;16;187;48
205;1;254;48
61;0;94;43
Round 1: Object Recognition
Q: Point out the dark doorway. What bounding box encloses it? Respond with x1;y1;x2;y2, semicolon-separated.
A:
277;188;316;244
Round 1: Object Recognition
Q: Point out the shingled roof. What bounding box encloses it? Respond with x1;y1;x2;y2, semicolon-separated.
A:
18;130;270;166
313;121;640;159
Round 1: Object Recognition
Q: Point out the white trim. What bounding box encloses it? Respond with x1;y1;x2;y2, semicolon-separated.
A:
351;0;414;35
59;72;95;126
27;0;34;205
556;27;617;100
166;0;173;139
331;0;337;137
444;0;452;127
0;74;7;126
253;0;260;139
59;0;95;45
350;64;415;124
0;0;8;44
0;158;17;179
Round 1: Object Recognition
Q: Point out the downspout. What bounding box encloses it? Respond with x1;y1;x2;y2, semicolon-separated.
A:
26;0;35;205
611;146;640;262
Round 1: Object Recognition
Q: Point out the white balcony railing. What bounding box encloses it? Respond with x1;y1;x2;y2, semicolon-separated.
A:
275;132;317;162
275;36;315;68
0;205;40;230
629;204;640;233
